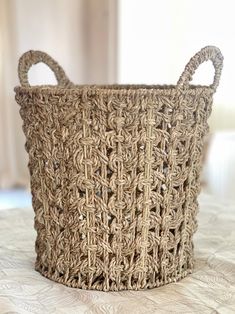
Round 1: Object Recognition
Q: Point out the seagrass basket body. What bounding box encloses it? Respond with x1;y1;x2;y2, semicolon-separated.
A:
15;46;223;291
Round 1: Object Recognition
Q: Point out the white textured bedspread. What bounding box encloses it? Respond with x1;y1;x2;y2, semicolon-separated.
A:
0;194;235;314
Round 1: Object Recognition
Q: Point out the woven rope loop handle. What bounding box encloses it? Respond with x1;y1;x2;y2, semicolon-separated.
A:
177;46;223;92
18;50;73;87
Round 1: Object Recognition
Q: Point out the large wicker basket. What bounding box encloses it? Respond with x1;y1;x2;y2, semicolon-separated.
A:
15;46;223;291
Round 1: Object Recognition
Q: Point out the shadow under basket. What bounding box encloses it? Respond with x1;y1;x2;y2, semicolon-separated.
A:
15;46;223;291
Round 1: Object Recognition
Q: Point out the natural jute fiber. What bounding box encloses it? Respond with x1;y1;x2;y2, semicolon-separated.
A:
15;46;223;291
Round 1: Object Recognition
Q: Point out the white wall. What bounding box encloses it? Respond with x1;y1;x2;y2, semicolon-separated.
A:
118;0;235;130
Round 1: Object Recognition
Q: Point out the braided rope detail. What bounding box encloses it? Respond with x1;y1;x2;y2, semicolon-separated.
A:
177;46;223;92
18;50;73;87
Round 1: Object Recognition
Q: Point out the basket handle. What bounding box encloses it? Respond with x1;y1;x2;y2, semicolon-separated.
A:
177;46;223;92
18;50;73;87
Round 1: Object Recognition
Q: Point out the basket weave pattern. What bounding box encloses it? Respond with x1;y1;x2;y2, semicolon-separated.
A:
15;46;223;291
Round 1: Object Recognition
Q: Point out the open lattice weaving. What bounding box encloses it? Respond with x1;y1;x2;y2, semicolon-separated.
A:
15;46;223;291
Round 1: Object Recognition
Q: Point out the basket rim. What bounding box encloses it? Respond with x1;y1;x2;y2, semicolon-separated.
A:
14;84;213;96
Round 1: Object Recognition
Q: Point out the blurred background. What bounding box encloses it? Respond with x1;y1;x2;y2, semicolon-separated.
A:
0;0;234;209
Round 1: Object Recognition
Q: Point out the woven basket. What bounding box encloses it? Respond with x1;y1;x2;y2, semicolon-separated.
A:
15;46;223;291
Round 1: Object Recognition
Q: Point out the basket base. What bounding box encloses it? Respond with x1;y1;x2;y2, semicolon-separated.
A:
35;262;194;292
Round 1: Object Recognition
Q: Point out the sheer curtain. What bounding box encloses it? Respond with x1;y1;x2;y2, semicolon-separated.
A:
0;0;117;188
0;1;23;188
